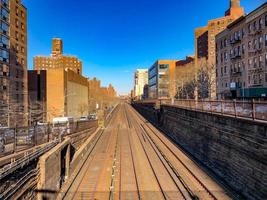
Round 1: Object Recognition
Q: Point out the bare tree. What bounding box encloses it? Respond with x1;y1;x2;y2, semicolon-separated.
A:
196;62;216;100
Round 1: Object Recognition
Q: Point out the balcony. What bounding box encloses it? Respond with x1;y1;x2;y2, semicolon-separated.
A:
230;53;241;60
230;38;241;45
230;71;242;76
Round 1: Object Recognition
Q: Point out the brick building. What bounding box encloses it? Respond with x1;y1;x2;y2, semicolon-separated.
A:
0;0;28;127
216;3;267;99
34;38;82;75
195;0;244;98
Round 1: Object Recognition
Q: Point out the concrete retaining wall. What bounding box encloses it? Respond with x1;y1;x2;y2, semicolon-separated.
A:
37;138;71;200
133;103;267;200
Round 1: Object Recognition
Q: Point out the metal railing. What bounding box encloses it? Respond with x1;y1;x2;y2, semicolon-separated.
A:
0;139;59;180
160;99;267;122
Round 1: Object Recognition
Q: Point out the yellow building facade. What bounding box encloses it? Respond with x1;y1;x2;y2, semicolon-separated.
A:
46;68;88;122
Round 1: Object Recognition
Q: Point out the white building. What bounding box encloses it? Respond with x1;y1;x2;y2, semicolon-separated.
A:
134;69;148;99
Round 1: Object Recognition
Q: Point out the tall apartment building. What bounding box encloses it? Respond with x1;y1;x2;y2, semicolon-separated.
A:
216;3;267;99
0;0;28;127
134;69;148;100
195;0;244;98
148;60;177;99
34;38;82;75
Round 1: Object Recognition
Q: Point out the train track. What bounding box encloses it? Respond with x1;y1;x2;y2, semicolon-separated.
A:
127;104;220;200
62;105;121;200
122;104;141;200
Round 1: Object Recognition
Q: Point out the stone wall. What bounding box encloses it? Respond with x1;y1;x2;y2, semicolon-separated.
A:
133;103;267;200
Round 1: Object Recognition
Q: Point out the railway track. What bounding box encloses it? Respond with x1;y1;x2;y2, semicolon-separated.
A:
127;103;227;200
61;103;230;200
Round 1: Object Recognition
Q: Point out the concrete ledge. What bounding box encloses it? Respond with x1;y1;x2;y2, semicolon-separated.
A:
37;138;71;200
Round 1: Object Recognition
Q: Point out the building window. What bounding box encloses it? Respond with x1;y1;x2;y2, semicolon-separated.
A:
242;28;245;38
265;15;267;26
1;7;9;22
265;54;267;66
0;21;9;35
0;35;9;48
242;44;245;54
259;55;263;67
259;18;263;29
21;23;24;30
15;31;19;40
253;39;257;49
253;21;257;31
16;19;19;27
159;64;169;69
0;49;9;62
265;34;267;47
259;35;263;49
254;57;257;68
248;41;252;49
248;59;252;68
16;6;19;15
248;24;252;33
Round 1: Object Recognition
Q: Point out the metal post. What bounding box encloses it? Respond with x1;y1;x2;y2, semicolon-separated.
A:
14;125;17;152
252;99;256;120
221;100;224;115
233;100;237;118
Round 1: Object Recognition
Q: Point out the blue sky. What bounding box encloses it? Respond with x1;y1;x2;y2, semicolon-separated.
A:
24;0;264;95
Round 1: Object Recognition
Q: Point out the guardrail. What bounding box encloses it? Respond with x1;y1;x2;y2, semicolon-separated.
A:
135;99;267;122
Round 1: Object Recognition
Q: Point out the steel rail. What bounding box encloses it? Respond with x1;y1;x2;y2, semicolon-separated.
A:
130;106;218;200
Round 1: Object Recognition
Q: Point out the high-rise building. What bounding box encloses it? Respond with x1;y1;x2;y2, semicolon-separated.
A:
0;0;28;127
34;38;82;75
134;69;148;100
195;0;244;98
148;60;177;99
216;3;267;99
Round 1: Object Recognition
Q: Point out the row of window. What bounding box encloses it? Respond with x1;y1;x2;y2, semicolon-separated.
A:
15;18;25;30
1;7;9;23
218;34;267;64
218;54;267;77
1;0;9;8
218;15;267;49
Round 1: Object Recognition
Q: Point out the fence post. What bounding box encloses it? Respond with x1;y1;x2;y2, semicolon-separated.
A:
14;125;17;152
252;99;256;120
189;100;192;110
221;100;223;115
233;99;237;118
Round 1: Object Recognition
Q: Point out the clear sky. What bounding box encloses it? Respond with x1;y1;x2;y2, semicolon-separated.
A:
24;0;264;95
